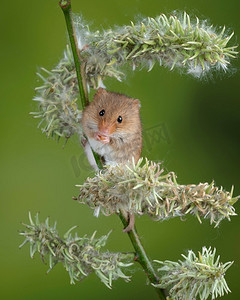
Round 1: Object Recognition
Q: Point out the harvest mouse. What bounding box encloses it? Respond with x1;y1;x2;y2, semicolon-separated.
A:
81;87;142;232
82;88;142;167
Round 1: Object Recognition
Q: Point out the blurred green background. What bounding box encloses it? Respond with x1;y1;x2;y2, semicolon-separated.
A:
1;0;239;299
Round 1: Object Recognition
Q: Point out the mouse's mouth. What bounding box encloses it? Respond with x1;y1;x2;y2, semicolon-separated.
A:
96;134;110;144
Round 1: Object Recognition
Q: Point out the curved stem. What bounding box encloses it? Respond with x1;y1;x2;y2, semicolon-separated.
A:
119;212;166;299
59;0;102;168
59;2;166;298
59;0;89;108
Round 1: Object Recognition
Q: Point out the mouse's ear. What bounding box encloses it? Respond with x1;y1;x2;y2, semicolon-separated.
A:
93;88;107;101
132;98;141;108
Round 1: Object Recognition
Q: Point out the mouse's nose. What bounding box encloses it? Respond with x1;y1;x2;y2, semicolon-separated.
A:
98;125;110;136
96;124;111;144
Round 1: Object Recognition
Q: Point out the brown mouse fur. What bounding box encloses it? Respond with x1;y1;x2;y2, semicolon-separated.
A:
82;88;142;232
82;88;142;165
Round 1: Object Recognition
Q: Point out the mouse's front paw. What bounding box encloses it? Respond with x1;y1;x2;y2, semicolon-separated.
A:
81;136;88;148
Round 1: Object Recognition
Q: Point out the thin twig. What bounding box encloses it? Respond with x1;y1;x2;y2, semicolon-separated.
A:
59;0;89;107
59;1;166;298
119;211;166;299
59;0;101;168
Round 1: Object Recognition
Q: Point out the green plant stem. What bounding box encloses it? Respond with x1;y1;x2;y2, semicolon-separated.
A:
92;151;103;170
59;0;101;168
119;212;166;299
59;2;166;298
59;0;89;107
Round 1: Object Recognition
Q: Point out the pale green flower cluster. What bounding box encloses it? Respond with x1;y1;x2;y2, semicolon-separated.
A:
20;213;134;288
75;12;237;86
154;247;233;300
76;158;238;226
31;46;82;142
32;12;237;142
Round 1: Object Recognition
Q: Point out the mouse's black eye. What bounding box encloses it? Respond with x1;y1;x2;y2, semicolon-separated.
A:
99;109;105;116
117;116;122;123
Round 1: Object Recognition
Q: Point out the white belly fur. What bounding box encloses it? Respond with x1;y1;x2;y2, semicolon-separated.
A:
88;138;116;165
